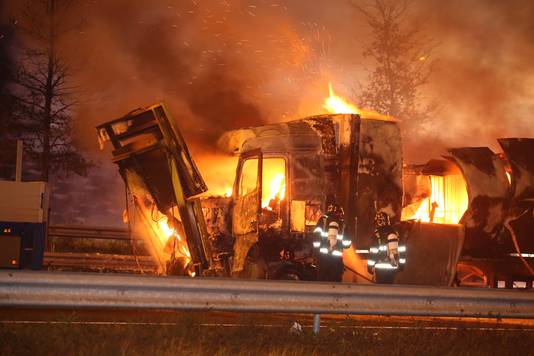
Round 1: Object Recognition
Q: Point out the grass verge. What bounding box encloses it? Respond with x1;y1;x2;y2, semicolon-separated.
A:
1;312;533;356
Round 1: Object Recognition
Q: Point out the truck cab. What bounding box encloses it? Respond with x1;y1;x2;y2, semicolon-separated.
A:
211;113;405;281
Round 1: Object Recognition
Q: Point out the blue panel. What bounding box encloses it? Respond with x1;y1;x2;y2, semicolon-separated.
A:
0;221;45;270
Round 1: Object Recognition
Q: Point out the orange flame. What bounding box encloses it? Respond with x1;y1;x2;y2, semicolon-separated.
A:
262;172;286;209
157;217;183;242
156;215;189;258
261;158;286;210
404;175;469;224
323;82;393;121
128;192;192;275
158;217;175;242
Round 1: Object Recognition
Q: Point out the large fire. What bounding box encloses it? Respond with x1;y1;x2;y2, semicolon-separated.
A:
323;82;393;121
404;175;469;224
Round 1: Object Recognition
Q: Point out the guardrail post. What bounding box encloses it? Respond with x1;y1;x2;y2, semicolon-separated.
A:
313;314;321;335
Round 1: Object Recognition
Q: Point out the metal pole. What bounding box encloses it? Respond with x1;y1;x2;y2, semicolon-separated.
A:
313;314;321;335
15;140;23;182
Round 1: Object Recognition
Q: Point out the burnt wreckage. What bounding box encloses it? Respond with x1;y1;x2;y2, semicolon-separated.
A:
97;104;533;287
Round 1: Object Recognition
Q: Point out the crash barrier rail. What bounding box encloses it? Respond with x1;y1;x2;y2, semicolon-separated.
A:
48;225;138;241
43;252;156;273
2;271;534;321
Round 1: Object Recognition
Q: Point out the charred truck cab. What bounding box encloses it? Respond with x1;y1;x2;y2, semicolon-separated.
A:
210;113;406;282
98;104;465;285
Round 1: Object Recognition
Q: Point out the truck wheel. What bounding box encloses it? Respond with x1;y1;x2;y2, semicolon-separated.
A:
271;266;302;280
278;269;300;280
374;270;396;284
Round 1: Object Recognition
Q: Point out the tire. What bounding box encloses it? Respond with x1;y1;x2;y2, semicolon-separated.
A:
374;269;396;284
277;269;301;280
271;264;303;281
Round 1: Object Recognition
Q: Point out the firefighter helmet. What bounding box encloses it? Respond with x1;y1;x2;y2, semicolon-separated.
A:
374;211;391;227
326;202;344;217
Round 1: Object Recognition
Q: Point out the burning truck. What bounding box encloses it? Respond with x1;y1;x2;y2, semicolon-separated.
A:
97;97;533;287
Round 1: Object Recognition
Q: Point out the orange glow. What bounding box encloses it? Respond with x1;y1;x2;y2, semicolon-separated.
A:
195;154;238;197
323;82;359;114
158;217;175;241
262;173;286;209
405;175;469;224
323;83;393;121
157;216;183;244
261;159;286;209
130;196;191;274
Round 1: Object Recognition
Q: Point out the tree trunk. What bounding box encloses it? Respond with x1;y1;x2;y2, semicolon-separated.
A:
42;0;56;182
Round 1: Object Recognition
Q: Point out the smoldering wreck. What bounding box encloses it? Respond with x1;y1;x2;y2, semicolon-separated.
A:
96;101;534;288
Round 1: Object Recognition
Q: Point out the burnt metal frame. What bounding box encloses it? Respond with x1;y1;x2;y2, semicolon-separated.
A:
96;104;212;271
233;151;292;235
232;149;263;236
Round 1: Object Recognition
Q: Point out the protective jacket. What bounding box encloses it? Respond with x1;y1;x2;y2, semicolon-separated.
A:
313;214;352;257
367;212;406;272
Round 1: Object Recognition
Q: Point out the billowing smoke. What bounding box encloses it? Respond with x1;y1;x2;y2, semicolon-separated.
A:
68;0;272;149
63;0;534;158
5;0;534;153
406;0;534;160
2;0;533;225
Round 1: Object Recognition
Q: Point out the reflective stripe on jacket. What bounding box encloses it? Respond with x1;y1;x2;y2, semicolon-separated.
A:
313;215;351;257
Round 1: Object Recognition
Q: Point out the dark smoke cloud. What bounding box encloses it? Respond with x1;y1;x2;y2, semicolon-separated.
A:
67;0;269;149
406;0;534;160
5;0;534;154
3;0;534;225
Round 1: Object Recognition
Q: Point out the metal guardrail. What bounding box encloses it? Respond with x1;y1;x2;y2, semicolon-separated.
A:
45;226;153;273
43;252;156;273
1;271;534;319
48;225;140;241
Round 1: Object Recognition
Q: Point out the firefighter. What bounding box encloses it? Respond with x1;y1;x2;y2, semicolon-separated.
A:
367;211;406;282
312;201;352;282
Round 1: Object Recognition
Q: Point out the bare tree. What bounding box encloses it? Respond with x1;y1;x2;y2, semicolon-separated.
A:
352;0;436;123
12;0;89;182
0;17;18;178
